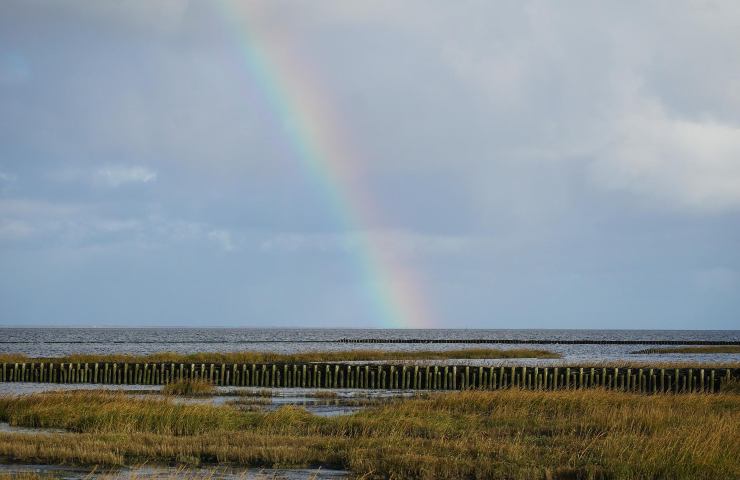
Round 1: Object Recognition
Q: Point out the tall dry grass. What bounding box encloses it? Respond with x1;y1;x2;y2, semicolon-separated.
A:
0;388;737;479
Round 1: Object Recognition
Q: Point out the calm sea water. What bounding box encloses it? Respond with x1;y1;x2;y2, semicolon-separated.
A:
1;328;738;364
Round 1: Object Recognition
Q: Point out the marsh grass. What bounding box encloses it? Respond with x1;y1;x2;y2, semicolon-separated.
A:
633;345;740;354
0;348;559;365
721;378;740;393
162;379;216;397
0;389;737;479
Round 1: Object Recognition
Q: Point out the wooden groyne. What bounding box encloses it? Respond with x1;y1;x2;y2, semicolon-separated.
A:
4;339;738;345
338;339;740;345
1;362;737;393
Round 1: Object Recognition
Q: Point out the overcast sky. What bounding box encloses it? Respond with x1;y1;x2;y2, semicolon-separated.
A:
1;1;739;329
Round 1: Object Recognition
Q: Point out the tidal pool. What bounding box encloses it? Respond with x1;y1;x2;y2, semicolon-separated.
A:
0;422;66;435
0;383;416;418
0;464;349;479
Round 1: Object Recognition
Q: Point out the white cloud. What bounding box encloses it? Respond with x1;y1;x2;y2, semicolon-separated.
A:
0;199;84;218
0;171;18;193
96;219;141;233
592;101;740;212
0;199;86;242
208;229;236;252
93;165;157;187
0;220;34;240
0;171;17;183
0;198;244;252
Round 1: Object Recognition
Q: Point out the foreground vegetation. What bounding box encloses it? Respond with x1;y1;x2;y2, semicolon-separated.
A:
0;348;559;364
633;345;740;355
0;388;737;479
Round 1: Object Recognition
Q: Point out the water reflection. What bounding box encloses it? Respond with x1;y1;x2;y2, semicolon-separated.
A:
0;383;414;418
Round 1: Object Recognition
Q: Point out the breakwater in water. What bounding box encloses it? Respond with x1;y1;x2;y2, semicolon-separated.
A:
337;339;740;345
1;362;738;393
4;339;739;346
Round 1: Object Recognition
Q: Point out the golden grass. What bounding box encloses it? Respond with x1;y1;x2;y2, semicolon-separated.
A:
0;389;737;479
161;379;216;397
633;345;740;354
0;348;559;364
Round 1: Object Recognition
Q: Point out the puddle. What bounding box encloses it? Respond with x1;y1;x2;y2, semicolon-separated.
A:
121;393;367;417
0;464;349;479
0;383;158;396
0;384;419;418
0;422;66;435
230;397;363;417
168;389;415;417
222;388;415;417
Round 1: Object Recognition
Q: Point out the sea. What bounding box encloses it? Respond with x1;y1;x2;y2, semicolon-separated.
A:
1;328;739;365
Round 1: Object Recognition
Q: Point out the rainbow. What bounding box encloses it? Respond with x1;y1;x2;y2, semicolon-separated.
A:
216;1;433;328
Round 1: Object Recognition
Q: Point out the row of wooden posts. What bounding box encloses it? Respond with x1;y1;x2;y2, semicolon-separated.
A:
1;362;738;393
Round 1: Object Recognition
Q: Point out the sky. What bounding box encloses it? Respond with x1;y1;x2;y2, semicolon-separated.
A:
1;1;739;329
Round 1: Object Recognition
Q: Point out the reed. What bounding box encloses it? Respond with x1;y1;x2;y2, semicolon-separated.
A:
0;388;737;479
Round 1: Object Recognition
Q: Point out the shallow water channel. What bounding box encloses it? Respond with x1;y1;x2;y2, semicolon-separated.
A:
0;382;415;417
0;384;374;478
0;464;349;479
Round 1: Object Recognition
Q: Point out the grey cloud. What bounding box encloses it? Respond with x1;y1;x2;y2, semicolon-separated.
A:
1;1;739;328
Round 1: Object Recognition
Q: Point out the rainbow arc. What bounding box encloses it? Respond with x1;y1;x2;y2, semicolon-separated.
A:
217;1;432;328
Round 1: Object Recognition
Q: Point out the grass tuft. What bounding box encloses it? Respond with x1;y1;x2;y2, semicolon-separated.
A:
162;379;216;397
